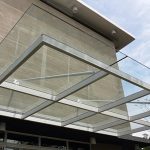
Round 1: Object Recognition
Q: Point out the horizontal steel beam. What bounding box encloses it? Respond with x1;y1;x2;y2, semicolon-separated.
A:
93;119;127;132
61;112;96;126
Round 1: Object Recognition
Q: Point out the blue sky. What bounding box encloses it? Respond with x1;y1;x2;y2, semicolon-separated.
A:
83;0;150;67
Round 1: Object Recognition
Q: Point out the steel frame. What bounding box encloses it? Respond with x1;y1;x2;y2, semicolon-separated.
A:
0;34;150;137
1;81;150;136
61;90;150;127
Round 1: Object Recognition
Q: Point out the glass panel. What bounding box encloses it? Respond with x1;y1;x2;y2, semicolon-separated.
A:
67;75;142;109
116;52;150;84
7;45;98;95
67;75;123;107
109;93;150;118
0;4;145;111
116;52;127;60
111;122;131;134
107;103;129;116
141;116;150;123
0;4;149;136
0;87;47;113
33;102;87;122
78;114;117;126
121;80;142;96
110;122;143;134
111;123;131;133
127;94;150;116
0;4;118;74
101;80;143;117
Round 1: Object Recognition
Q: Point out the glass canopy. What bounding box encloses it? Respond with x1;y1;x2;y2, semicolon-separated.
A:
0;4;150;140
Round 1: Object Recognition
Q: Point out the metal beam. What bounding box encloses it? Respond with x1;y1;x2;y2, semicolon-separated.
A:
130;110;150;121
55;71;108;101
95;98;150;132
95;90;149;118
20;71;95;81
98;90;150;112
134;119;150;127
117;111;150;136
61;90;149;127
0;36;43;84
61;112;96;126
1;82;56;101
22;70;108;119
0;82;98;112
93;119;127;132
118;126;150;136
43;34;150;91
102;111;129;120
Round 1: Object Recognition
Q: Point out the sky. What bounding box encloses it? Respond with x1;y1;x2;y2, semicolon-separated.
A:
83;0;150;138
83;0;150;68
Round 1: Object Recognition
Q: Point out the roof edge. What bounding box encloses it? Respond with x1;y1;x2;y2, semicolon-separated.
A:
41;0;135;51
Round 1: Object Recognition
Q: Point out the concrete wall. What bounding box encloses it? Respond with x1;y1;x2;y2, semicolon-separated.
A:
0;0;128;127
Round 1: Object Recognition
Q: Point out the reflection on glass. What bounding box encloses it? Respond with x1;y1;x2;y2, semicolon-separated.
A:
0;87;46;113
112;122;131;133
78;114;116;126
33;102;87;122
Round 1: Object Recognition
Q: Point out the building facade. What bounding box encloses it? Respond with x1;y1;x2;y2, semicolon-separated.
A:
0;0;150;149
